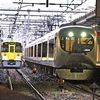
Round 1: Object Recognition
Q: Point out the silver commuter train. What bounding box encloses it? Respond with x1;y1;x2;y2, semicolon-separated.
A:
25;25;100;80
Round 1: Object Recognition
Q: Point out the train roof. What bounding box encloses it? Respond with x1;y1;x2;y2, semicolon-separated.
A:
25;28;60;48
62;25;92;29
25;25;93;48
1;40;22;44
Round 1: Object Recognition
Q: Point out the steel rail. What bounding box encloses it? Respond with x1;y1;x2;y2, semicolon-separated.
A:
16;69;45;100
66;82;100;100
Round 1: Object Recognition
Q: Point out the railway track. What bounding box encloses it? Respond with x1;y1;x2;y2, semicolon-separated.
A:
16;69;45;100
4;67;100;100
65;81;100;100
5;69;45;100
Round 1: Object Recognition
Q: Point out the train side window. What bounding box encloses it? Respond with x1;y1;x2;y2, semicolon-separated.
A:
31;46;33;57
42;42;47;57
38;44;41;57
34;45;36;57
28;47;31;57
49;39;54;57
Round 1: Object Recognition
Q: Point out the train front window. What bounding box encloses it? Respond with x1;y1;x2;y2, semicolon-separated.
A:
10;46;14;52
15;46;22;52
60;31;94;53
15;42;22;52
1;42;8;52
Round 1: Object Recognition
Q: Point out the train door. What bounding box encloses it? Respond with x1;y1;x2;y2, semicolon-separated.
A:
9;45;15;59
96;31;100;65
97;44;100;62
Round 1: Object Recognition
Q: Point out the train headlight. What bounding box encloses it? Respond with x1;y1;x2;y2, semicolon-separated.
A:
2;54;8;60
17;54;20;56
81;32;86;37
4;54;6;56
68;32;74;37
16;54;21;60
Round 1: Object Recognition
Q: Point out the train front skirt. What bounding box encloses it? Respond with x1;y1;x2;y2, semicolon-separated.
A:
1;60;22;68
56;69;94;80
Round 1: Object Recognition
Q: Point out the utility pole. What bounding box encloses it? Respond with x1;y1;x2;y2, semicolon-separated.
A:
46;0;49;7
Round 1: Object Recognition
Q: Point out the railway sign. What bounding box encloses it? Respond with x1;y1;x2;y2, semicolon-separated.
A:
90;82;99;93
90;82;99;100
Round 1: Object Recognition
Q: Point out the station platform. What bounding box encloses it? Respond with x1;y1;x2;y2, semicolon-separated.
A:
0;85;38;100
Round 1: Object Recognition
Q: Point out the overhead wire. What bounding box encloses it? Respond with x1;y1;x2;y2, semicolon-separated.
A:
11;0;23;34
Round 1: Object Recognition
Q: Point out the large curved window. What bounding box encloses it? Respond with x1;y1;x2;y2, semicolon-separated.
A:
60;28;94;53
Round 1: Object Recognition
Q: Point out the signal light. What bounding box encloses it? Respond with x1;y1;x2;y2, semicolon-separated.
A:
33;67;37;71
62;79;65;83
32;67;37;73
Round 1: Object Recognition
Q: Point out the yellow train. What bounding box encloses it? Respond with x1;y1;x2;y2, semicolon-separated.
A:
1;41;23;68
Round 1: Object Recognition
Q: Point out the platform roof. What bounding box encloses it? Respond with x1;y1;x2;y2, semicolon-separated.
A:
0;0;96;43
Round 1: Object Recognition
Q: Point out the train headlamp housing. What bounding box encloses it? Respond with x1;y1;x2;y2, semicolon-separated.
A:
81;32;86;37
4;54;6;56
17;54;20;56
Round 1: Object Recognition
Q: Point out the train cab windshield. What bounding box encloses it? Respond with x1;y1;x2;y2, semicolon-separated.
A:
15;42;22;52
1;42;9;52
59;28;94;53
1;42;22;52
